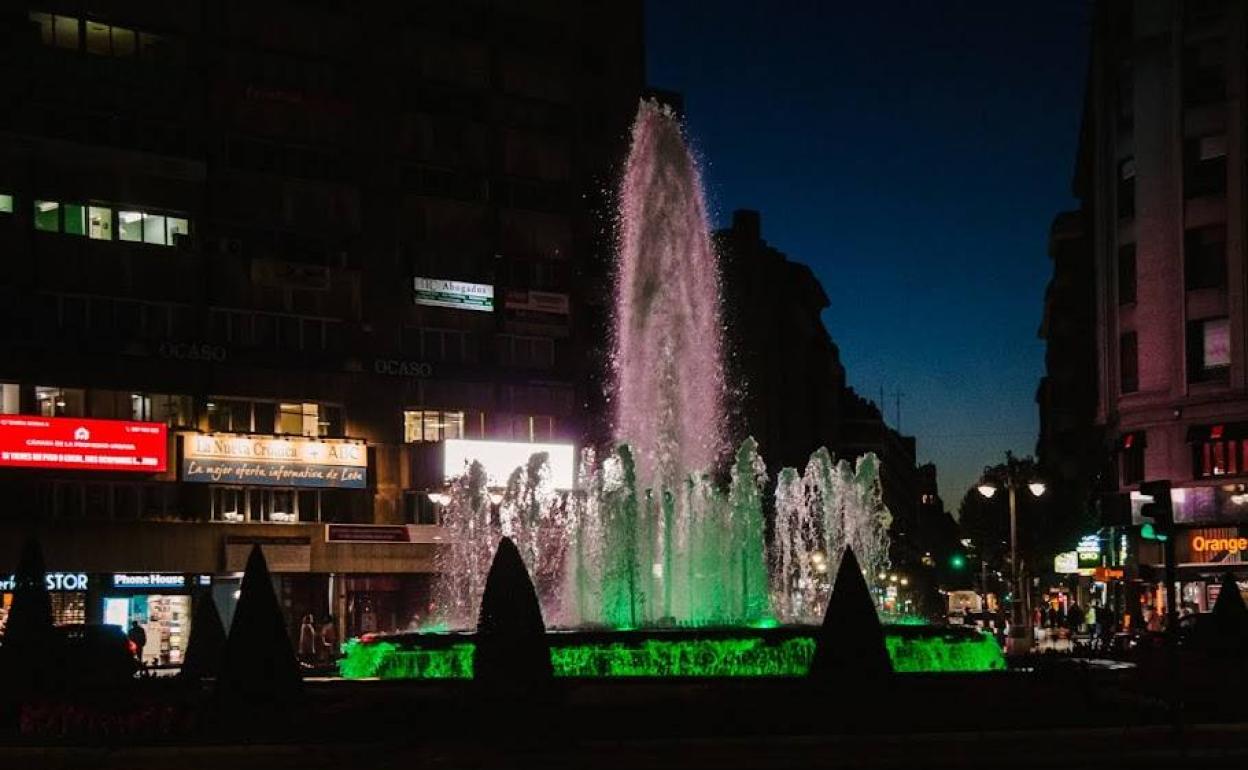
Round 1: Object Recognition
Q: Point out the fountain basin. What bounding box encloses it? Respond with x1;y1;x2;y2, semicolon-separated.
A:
339;624;1005;680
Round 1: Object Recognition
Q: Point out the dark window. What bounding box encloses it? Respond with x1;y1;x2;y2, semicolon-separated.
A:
1117;158;1135;219
1185;225;1226;290
1120;332;1139;394
1121;434;1145;486
1187;317;1230;383
1118;244;1136;305
1184;135;1227;197
1183;40;1226;106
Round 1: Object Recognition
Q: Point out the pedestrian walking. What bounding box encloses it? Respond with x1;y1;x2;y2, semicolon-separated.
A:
127;620;147;662
1066;601;1082;633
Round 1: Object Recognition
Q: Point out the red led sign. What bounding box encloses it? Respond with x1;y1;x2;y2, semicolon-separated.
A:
0;416;167;472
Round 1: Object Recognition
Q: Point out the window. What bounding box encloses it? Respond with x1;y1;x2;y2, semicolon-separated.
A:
118;210;143;242
1185;135;1227;197
499;335;555;368
1187;317;1230;383
142;213;166;245
34;200;59;232
206;399;252;432
1195;440;1241;479
167;216;189;244
131;393;193;427
63;203;85;236
278;402;320;437
88;206;112;239
1183;40;1226;106
1117;158;1135;219
1;383;19;414
1121;432;1145;486
53;15;79;50
35;386;85;417
269;490;297;523
1185;225;1226;290
405;492;440;525
0;194;12;213
1120;332;1139;394
1118;244;1136;305
501;415;555;442
85;21;109;55
403;409;467;443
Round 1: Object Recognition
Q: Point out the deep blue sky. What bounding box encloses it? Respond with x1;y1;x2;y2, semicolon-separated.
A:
646;1;1091;503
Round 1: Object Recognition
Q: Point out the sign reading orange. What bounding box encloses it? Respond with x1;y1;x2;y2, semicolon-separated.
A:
1191;534;1248;553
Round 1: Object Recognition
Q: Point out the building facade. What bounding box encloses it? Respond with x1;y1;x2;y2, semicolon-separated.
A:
1044;0;1248;614
0;0;643;652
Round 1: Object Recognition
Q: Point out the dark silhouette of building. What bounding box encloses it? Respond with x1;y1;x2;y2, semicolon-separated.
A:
717;209;933;591
718;209;846;470
0;1;643;643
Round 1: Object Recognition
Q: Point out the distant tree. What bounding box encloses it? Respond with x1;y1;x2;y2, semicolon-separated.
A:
216;546;301;703
180;590;227;682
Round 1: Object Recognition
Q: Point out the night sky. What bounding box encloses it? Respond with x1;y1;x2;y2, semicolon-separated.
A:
646;1;1091;504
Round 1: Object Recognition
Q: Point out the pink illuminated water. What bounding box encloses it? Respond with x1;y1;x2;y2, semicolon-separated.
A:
612;100;725;486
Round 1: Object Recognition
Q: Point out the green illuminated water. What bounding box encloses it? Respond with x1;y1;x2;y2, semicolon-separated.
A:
339;630;1004;680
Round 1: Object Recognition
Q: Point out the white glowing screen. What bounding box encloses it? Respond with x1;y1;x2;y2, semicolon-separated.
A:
443;439;575;490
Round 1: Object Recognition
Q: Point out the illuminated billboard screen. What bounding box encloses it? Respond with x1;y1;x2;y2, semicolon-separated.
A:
0;416;167;472
443;439;575;490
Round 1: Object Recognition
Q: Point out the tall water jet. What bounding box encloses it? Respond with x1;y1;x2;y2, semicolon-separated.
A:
613;99;725;487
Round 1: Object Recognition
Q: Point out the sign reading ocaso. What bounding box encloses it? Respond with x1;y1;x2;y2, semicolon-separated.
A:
0;416;167;472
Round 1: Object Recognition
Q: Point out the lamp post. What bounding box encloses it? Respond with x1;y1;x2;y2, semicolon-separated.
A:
977;466;1045;656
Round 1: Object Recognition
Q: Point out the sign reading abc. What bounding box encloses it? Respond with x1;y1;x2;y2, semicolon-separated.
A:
182;434;367;489
0;572;89;592
0;416;167;472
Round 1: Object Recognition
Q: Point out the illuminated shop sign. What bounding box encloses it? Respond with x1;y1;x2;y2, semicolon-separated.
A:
443;439;575;490
413;277;494;312
182;434;367;489
0;572;89;592
111;572;186;589
1076;535;1101;568
1053;552;1079;574
1192;534;1248;553
0;416;167;472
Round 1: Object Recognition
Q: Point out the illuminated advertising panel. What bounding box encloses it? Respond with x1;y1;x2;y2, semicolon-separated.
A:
182;434;367;488
443;439;575;490
0;416;167;472
413;277;494;312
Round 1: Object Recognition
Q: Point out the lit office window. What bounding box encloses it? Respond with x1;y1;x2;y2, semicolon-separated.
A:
35;386;85;417
0;383;19;414
88;206;112;239
0;194;12;213
54;15;78;49
118;210;143;241
111;26;135;57
34;200;59;232
85;21;110;55
167;216;189;244
403;409;466;442
278;402;320;437
63;203;86;236
142;213;166;245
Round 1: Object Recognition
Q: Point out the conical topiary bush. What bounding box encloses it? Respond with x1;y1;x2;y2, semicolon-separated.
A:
180;590;228;681
1;538;59;693
1196;572;1248;659
475;536;552;689
809;546;892;679
216;546;301;702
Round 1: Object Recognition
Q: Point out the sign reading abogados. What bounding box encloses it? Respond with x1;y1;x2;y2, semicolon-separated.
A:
413;277;494;312
181;434;367;489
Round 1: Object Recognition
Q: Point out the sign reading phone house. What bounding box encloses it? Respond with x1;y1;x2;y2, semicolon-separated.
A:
181;434;367;489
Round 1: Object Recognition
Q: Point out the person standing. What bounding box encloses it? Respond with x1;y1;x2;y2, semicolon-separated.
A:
298;613;317;664
319;615;340;662
127;620;147;663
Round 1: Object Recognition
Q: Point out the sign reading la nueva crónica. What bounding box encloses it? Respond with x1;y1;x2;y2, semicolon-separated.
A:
181;434;367;488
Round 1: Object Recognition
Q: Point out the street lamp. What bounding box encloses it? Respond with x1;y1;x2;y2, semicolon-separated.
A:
976;465;1046;655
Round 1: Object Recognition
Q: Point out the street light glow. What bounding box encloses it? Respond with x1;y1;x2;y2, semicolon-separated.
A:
1028;481;1047;497
976;484;997;499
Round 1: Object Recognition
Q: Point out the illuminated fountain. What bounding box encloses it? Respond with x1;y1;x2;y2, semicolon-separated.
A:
347;100;1003;677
